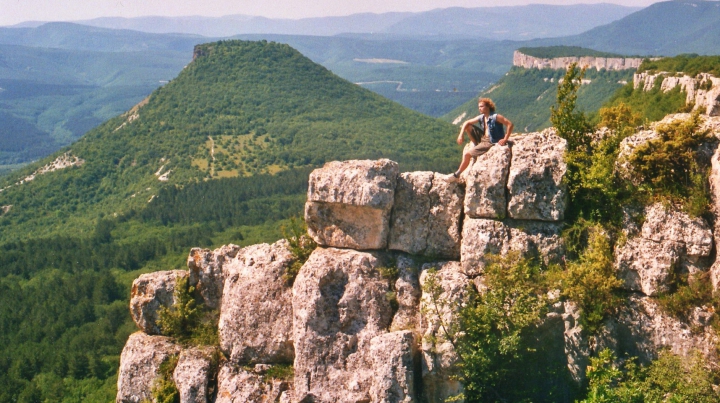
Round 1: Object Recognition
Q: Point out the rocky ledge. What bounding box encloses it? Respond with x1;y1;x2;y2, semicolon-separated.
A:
117;118;720;403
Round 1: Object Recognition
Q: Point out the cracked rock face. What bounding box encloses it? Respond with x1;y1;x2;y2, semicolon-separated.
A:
419;261;469;403
616;203;713;296
291;247;394;402
305;159;398;250
507;129;567;221
187;244;241;309
116;332;181;403
464;143;512;219
173;347;216;403
219;240;295;365
461;218;564;276
389;172;463;259
129;270;188;335
215;363;290;403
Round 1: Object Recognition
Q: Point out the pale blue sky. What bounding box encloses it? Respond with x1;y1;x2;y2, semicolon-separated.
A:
0;0;664;26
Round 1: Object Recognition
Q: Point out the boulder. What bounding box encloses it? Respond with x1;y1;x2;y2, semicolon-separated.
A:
419;261;469;403
461;218;564;276
507;129;567;221
369;331;419;403
219;240;295;364
187;244;241;309
292;247;394;402
305;159;399;250
173;347;216;403
614;237;681;296
464;143;512;219
389;172;463;258
129;270;188;335
215;363;290;403
116;332;182;403
641;203;712;258
560;302;590;384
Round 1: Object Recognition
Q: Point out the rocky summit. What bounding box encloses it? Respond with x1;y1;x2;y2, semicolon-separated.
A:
118;116;720;402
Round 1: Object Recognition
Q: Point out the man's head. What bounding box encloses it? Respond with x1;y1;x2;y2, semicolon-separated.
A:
478;97;496;114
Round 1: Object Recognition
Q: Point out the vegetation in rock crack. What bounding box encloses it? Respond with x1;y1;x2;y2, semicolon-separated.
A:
657;270;719;328
263;364;294;383
580;349;720;403
144;355;180;403
281;216;317;285
157;276;219;347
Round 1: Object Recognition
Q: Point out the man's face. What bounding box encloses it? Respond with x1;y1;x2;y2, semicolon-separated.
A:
478;102;488;113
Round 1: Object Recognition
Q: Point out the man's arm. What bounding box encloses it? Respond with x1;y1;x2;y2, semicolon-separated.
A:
496;114;514;146
457;115;482;145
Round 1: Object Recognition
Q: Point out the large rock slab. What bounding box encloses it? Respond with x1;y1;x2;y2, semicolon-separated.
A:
369;331;419;403
129;270;188;335
389;172;463;258
116;332;182;403
219;240;295;364
613;295;719;365
641;203;712;258
461;218;564;276
305;159;399;250
173;347;216;403
419;261;469;403
187;244;241;309
215;363;290;403
507;129;567;221
464;143;512;219
292;247;394;402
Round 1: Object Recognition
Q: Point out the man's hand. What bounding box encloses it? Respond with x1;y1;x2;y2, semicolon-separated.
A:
457;136;464;145
498;138;507;146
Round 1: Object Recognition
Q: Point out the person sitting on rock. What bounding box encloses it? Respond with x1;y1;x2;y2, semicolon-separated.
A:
450;97;513;180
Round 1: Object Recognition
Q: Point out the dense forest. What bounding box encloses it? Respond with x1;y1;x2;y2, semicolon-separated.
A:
516;46;626;59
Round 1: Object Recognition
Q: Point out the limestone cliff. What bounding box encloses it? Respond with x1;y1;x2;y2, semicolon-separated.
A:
513;50;645;71
117;115;720;403
634;71;720;116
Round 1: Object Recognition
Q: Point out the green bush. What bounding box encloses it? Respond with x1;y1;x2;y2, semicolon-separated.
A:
148;355;180;403
281;216;317;285
157;276;219;346
580;349;720;403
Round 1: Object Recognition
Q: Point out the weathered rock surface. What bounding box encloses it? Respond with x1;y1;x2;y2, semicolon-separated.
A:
130;270;188;335
389;172;463;258
219;240;295;365
419;261;469;403
215;363;290;403
616;203;713;296
464;143;512;219
188;244;241;309
390;256;422;332
369;331;419;403
560;302;590;383
514;50;645;71
117;332;182;403
613;295;719;364
173;347;215;403
305;159;399;250
615;237;681;296
292;247;394;402
507;129;567;221
634;72;720;116
461;218;564;276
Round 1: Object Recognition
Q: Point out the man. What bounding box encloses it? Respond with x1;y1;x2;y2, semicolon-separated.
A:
450;97;513;180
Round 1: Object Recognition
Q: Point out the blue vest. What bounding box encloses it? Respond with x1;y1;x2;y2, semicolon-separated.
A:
483;114;505;143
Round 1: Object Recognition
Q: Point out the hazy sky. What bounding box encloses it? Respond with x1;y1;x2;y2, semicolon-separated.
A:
1;0;664;26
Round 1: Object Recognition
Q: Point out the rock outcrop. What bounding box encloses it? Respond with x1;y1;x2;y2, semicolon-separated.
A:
118;115;720;402
634;72;720;116
513;50;645;71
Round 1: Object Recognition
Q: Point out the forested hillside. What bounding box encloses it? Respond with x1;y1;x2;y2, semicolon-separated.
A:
0;39;457;402
443;65;633;131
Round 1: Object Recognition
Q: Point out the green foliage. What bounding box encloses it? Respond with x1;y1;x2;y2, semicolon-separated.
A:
605;79;689;123
455;253;578;402
518;46;625;59
263;364;294;383
281;216;317;285
157;276;219;346
581;349;720;403
148;355;180;403
551;63;593;152
639;54;720;77
627;111;712;216
553;225;622;333
657;271;717;326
